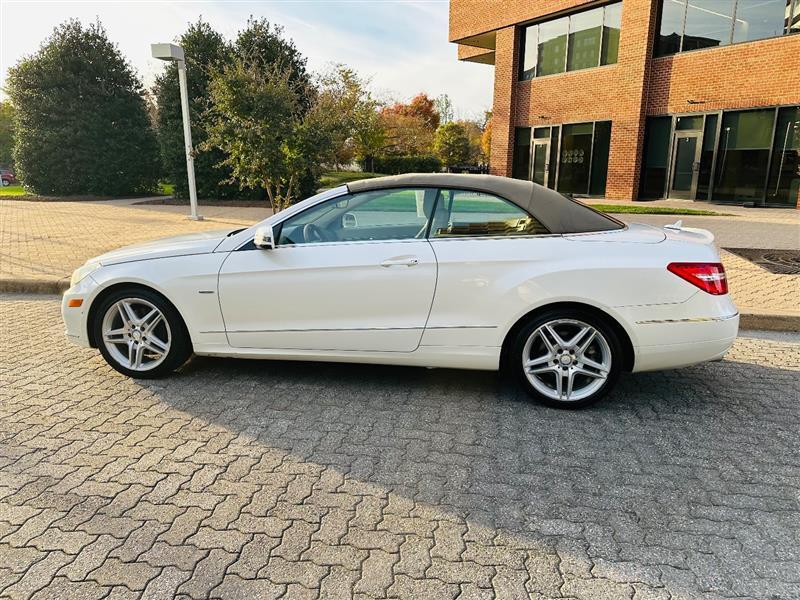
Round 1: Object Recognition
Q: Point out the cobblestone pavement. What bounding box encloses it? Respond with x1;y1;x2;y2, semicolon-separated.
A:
1;295;799;599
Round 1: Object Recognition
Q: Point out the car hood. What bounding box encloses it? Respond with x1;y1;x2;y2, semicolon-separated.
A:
91;229;234;266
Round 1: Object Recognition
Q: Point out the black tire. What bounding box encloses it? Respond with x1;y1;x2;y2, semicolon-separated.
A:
511;308;622;409
92;287;192;379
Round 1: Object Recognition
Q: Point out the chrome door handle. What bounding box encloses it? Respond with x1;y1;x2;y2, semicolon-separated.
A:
381;257;419;267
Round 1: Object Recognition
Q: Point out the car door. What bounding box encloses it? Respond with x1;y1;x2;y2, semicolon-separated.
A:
217;187;439;352
422;188;564;347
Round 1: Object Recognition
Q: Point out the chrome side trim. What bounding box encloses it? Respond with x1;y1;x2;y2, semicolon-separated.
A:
199;325;498;335
635;312;739;325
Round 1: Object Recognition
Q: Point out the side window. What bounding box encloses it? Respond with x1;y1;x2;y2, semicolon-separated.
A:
430;189;550;238
277;188;438;245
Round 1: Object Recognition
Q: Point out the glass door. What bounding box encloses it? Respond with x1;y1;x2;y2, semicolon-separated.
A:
669;131;703;199
531;139;550;187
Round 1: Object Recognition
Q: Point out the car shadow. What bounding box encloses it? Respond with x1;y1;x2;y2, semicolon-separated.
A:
128;350;800;597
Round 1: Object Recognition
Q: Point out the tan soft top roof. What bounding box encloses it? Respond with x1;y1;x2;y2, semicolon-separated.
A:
347;173;622;234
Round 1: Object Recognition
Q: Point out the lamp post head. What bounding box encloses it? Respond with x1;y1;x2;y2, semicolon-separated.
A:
151;43;185;62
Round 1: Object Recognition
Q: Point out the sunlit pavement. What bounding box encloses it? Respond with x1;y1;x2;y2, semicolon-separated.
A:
1;294;799;599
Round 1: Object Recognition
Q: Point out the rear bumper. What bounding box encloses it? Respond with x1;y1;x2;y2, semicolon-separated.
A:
631;313;738;372
618;292;739;373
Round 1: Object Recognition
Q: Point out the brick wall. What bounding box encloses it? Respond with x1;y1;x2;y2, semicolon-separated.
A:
457;0;800;205
494;0;659;199
647;34;800;116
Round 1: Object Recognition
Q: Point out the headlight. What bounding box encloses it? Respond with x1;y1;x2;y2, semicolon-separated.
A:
71;262;101;287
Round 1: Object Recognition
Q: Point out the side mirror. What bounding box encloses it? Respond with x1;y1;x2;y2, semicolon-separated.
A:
254;225;275;250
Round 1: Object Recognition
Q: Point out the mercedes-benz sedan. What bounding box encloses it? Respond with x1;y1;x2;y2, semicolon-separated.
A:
62;174;738;407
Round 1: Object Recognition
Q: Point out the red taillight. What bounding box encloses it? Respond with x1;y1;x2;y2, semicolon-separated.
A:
667;262;728;295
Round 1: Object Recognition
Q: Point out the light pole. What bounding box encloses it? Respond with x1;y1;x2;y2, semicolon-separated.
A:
151;43;202;221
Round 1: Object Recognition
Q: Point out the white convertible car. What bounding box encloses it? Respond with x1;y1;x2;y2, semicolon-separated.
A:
62;174;738;407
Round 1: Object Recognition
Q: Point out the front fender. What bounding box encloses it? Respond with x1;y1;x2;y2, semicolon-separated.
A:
86;254;228;347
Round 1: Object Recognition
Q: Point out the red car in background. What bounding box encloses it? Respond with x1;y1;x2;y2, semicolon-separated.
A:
1;168;17;186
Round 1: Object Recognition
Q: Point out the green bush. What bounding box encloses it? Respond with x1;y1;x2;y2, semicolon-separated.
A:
7;20;159;196
372;155;441;175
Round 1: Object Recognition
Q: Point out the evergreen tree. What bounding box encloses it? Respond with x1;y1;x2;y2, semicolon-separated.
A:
7;20;159;196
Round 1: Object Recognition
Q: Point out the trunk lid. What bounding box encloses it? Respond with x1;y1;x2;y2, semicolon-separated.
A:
564;222;666;244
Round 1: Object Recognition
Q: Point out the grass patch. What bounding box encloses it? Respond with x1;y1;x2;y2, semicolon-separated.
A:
319;171;385;189
588;203;731;216
0;184;26;197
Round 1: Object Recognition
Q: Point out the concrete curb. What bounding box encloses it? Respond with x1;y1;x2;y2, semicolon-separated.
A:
2;277;799;332
739;311;800;332
1;279;69;294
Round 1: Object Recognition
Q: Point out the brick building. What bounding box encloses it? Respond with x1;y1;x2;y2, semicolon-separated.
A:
450;0;800;207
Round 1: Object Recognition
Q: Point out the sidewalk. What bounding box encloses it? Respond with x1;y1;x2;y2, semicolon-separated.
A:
1;197;797;329
0;198;267;292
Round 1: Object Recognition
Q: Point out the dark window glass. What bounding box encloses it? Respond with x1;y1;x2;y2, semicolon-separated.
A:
431;190;549;238
520;24;538;80
537;18;568;76
557;123;594;195
676;115;704;130
734;0;791;43
682;0;735;51
766;106;800;206
656;0;687;55
589;121;612;196
567;7;603;71
512;128;532;180
697;114;719;199
640;117;672;198
714;109;775;202
601;3;623;64
533;126;551;139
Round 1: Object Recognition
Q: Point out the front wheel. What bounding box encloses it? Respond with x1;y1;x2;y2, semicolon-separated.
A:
511;309;622;408
93;288;192;378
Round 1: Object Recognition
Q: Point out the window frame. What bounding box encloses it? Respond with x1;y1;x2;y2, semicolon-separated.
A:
655;0;800;57
272;187;440;248
427;188;554;241
518;1;622;81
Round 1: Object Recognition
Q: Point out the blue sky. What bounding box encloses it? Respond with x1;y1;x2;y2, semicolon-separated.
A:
0;0;493;116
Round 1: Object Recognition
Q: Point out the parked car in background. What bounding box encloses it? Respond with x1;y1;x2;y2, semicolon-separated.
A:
0;168;17;186
61;174;738;408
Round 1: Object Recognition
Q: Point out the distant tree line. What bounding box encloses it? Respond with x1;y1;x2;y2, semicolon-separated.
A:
1;18;491;206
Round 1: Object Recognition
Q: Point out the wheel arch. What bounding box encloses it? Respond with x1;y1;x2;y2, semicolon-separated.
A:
499;301;635;372
86;282;191;349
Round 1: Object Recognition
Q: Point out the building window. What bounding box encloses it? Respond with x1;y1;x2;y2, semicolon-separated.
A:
715;109;775;202
767;107;800;205
512;121;612;196
639;106;799;206
512;128;532;179
519;2;622;80
640;117;673;199
656;0;800;56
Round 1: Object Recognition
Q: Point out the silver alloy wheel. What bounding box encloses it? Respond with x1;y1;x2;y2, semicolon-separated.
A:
101;298;171;371
522;318;611;402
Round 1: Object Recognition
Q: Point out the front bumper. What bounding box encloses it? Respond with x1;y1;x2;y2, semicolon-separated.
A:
61;275;100;348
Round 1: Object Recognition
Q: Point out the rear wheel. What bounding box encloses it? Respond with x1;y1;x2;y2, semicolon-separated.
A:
511;309;622;408
93;288;191;378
